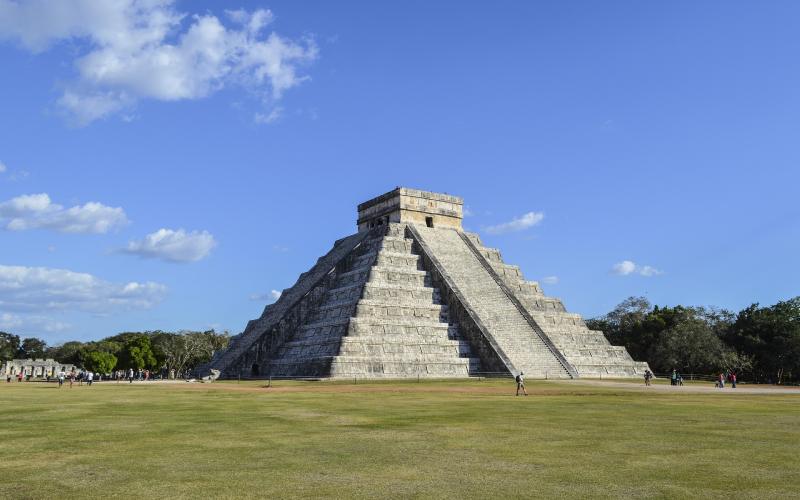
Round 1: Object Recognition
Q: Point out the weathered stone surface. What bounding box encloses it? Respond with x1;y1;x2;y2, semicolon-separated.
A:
204;188;650;379
410;225;574;379
2;358;77;378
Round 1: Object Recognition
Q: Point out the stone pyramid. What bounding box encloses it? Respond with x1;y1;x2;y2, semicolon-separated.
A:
204;188;650;379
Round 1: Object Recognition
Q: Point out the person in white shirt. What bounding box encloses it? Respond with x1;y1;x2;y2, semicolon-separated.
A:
515;372;528;396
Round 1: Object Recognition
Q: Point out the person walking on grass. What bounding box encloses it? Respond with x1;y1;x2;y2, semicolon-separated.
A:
69;370;75;388
644;369;653;386
515;372;528;396
718;373;725;389
58;370;65;388
128;368;134;383
87;371;94;386
731;372;737;389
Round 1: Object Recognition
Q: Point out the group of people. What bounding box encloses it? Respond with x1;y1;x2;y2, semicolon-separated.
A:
715;371;737;388
111;368;153;382
55;370;95;388
6;369;96;386
642;369;739;388
642;369;684;386
110;368;182;382
6;367;190;385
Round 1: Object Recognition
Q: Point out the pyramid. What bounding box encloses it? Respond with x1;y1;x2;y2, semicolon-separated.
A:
204;188;650;379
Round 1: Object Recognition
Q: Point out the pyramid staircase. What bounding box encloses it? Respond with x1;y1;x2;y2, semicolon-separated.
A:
411;225;574;379
253;224;479;378
462;232;650;377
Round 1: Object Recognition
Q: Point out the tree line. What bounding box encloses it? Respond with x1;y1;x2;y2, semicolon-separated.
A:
0;330;230;376
586;296;800;384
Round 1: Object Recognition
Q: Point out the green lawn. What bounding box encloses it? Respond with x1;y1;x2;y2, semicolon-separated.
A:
1;379;798;499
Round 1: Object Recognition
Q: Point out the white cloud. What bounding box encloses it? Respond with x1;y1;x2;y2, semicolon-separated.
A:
463;206;474;217
249;289;282;302
484;211;544;235
0;264;166;313
0;312;22;329
638;265;662;277
0;1;318;125
541;276;559;285
123;228;216;262
0;161;6;173
612;260;663;277
0;312;70;333
0;193;128;233
254;107;282;124
612;260;637;276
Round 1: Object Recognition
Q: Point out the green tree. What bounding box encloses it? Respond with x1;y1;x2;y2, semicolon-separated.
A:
651;317;733;374
83;350;118;374
727;297;800;384
117;336;158;370
588;298;741;375
46;341;87;364
17;337;47;358
150;330;232;375
0;332;21;361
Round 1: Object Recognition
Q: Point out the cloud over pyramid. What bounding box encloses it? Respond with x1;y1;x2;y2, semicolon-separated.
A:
204;188;649;379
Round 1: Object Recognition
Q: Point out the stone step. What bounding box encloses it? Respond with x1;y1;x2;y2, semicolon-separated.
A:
373;251;422;270
489;262;525;281
308;301;358;323
572;361;650;377
360;282;441;305
550;339;612;349
558;346;633;359
282;335;469;350
324;283;366;303
352;247;420;266
367;267;431;287
354;299;448;322
306;299;449;324
334;265;373;288
531;312;586;328
330;356;478;377
350;251;378;269
548;332;612;344
366;236;414;254
268;356;478;378
293;318;351;342
278;339;473;360
348;317;460;340
520;297;566;313
478;247;503;263
506;280;545;297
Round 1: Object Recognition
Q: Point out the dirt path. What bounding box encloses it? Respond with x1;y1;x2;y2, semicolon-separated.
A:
95;378;800;396
570;379;800;395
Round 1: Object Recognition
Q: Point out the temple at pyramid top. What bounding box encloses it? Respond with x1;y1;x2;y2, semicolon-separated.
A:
357;187;463;232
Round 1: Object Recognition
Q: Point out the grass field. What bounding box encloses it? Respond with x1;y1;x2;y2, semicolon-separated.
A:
1;379;798;499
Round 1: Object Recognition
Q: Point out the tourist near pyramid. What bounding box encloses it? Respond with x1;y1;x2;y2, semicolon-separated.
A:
202;188;650;379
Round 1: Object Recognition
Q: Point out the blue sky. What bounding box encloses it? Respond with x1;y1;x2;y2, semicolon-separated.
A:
1;1;798;344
